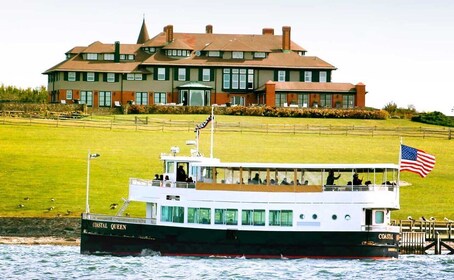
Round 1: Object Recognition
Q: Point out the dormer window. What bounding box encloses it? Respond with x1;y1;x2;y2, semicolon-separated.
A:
207;51;220;57
232;51;244;59
120;54;135;61
254;52;266;58
143;47;156;54
104;53;115;61
166;49;190;57
87;53;98;60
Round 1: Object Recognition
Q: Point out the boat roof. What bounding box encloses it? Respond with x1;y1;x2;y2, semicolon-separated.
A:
192;162;399;171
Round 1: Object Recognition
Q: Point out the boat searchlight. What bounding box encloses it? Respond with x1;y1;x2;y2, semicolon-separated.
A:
170;146;180;156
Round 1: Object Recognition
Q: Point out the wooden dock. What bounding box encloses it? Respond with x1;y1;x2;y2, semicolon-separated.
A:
393;219;454;255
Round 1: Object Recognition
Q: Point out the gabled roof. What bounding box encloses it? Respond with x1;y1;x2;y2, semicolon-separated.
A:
144;32;305;53
141;51;335;69
81;41;141;54
162;39;193;50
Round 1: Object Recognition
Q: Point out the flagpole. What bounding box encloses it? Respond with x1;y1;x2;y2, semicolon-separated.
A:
398;137;402;185
210;106;214;158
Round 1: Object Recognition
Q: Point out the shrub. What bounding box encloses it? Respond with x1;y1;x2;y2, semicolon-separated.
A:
412;111;454;127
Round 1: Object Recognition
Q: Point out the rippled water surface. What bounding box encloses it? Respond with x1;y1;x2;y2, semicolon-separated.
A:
1;245;453;279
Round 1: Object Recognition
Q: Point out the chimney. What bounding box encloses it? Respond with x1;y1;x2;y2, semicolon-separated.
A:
165;25;174;43
262;28;274;35
282;26;291;51
206;25;213;34
114;41;120;63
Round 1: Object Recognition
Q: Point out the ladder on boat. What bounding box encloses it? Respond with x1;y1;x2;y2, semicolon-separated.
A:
116;198;130;216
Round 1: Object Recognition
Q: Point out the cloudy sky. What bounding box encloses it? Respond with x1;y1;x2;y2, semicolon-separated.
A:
1;0;453;114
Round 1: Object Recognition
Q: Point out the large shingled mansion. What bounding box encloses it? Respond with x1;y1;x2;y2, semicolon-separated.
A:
44;20;366;109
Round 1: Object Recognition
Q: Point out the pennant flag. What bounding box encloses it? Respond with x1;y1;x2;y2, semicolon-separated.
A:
194;115;213;132
400;144;435;177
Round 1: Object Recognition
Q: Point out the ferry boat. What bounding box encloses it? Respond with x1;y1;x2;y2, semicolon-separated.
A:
80;117;401;259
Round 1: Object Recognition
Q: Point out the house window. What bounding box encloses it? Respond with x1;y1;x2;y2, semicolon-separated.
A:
127;74;135;80
86;53;98;60
277;70;286;82
269;210;293;227
135;92;148;105
161;206;184;223
242;209;265;226
127;73;143;81
99;91;112;107
68;72;76;82
80;91;93;106
188;208;211;224
297;94;309;108
87;72;95;82
178;68;186;81
208;51;220;57
215;209;238;225
223;68;254;90
254;52;266;58
319;71;327;83
106;73;115;83
202;68;210;82
343;95;355;108
128;54;134;60
320;94;332;108
157;68;166;80
65;90;73;100
304;71;312;82
232;51;244;59
120;54;126;60
104;54;114;61
230;96;245;106
275;93;287;107
154;92;166;104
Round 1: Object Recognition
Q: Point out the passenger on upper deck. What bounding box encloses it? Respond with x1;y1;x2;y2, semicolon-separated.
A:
353;173;363;185
326;170;341;185
281;178;290;185
251;173;262;184
177;165;186;182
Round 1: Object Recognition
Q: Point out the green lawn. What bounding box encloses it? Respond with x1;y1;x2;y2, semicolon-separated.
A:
1;115;453;221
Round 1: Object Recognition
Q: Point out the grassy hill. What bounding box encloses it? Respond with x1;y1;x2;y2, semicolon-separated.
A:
1;114;453;221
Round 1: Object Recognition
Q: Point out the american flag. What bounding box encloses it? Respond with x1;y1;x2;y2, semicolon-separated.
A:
400;144;435;177
194;115;213;132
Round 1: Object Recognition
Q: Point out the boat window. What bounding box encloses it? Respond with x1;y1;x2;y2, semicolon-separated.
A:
269;210;293;226
375;211;385;224
242;209;265;226
332;214;337;220
215;209;238;225
345;214;351;221
201;167;214;182
188;207;211;224
166;161;175;174
160;206;184;223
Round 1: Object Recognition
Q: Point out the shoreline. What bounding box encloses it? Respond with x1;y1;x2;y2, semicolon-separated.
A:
0;236;80;246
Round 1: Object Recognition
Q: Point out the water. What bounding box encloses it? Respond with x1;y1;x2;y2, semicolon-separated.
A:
1;245;453;280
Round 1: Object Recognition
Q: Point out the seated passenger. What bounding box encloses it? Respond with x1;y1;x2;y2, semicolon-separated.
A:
353;173;363;185
281;178;290;185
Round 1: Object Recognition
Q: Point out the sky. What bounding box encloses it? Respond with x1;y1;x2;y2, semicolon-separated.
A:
1;0;453;115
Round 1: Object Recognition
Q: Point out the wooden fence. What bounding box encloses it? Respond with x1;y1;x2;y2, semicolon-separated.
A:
1;114;452;139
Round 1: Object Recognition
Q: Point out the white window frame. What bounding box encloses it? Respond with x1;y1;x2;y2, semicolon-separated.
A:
65;90;73;100
87;53;98;60
202;69;210;82
254;52;266;58
134;73;143;81
178;68;186;81
127;74;135;81
154;92;167;104
278;70;286;82
232;51;244;59
157;68;166;81
68;72;76;82
128;54;134;60
208;51;220;57
104;53;114;61
106;73;115;83
304;71;312;82
87;72;95;82
99;91;112;107
135;92;148;105
319;71;327;83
